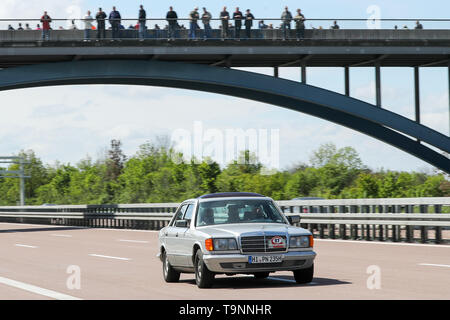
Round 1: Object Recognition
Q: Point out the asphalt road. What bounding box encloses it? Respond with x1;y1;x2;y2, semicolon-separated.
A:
0;222;449;300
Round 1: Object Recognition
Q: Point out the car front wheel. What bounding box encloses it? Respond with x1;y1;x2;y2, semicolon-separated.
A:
194;250;215;288
162;251;180;282
293;264;314;284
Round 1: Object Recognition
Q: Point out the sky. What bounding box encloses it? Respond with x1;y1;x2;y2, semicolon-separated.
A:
0;0;449;173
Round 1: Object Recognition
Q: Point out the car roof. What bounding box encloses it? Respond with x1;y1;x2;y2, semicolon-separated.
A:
198;192;266;199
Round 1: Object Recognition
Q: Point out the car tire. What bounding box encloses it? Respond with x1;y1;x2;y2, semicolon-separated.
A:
254;272;270;279
293;264;314;284
162;251;180;283
194;250;215;288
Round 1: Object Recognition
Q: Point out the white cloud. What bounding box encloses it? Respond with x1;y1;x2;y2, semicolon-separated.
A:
0;0;84;29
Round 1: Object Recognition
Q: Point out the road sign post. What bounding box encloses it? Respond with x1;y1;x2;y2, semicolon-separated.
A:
0;156;31;206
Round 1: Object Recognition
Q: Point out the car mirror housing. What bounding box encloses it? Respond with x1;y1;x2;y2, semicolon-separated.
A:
175;219;189;228
287;215;301;225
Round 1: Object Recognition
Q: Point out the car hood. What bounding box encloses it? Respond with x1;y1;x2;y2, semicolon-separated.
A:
196;223;309;238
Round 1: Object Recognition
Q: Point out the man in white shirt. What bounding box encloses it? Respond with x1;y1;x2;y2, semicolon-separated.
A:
84;10;94;40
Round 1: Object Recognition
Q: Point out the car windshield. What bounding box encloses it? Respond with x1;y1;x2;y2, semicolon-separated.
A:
196;199;287;227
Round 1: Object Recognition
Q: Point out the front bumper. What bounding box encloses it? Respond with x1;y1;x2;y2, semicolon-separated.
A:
202;250;316;273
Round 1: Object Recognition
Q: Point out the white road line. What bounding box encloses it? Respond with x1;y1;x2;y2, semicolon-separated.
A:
0;276;81;300
89;254;131;261
51;234;73;238
15;244;38;249
315;238;450;249
418;263;450;268
118;239;149;244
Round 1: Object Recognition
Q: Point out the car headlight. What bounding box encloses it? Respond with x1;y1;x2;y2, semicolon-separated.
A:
212;238;238;251
289;235;312;248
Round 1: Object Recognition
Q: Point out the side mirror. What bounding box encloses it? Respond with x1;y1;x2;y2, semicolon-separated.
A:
287;215;301;225
175;219;190;228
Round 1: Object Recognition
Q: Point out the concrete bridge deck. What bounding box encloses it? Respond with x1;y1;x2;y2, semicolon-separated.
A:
1;29;450;68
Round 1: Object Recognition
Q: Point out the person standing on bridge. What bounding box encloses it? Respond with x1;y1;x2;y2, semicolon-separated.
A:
109;6;122;40
201;7;212;40
138;5;147;40
96;8;107;39
166;6;178;40
189;7;200;40
40;11;52;41
83;11;94;41
244;9;255;39
220;6;230;40
415;20;423;29
294;9;305;40
233;7;243;39
331;20;340;30
281;6;293;40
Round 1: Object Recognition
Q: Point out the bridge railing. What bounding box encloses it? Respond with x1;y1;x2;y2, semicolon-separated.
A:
3;29;450;42
0;197;449;244
1;18;450;42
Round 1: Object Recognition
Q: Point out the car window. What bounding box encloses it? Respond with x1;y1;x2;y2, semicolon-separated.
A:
171;204;187;226
196;199;287;227
184;204;195;221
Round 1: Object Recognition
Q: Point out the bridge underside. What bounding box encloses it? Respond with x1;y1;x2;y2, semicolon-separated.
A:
0;60;448;173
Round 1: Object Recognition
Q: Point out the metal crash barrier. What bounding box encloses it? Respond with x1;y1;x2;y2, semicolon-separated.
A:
0;197;449;244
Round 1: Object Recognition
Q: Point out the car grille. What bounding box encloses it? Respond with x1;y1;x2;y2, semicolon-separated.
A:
240;235;287;253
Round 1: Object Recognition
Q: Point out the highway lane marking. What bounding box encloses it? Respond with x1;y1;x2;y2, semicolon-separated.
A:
15;244;38;248
118;239;149;243
89;254;131;261
0;276;81;300
418;263;450;268
315;239;450;248
51;234;73;238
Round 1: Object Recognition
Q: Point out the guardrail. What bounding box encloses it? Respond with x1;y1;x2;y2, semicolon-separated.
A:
0;197;449;244
2;29;450;42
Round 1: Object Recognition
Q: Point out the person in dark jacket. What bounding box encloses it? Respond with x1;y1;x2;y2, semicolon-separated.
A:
244;9;255;39
166;6;178;40
294;9;306;40
40;11;52;41
96;8;107;39
109;6;121;39
138;5;147;40
331;20;339;29
201;7;212;39
220;6;230;40
415;20;423;29
233;7;243;39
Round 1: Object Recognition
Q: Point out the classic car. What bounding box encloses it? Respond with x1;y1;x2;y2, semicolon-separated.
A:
158;192;316;288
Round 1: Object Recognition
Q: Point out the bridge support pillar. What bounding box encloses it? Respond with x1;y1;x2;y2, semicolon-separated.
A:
301;64;307;84
415;67;421;142
375;62;381;107
274;67;279;78
344;66;350;96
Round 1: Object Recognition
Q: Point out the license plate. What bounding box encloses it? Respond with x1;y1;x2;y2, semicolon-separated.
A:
248;255;282;264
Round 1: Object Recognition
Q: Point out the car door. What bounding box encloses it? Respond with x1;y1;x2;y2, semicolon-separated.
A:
165;204;187;266
177;202;197;267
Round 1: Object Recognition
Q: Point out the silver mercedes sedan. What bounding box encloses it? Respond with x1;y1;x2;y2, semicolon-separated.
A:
158;192;316;288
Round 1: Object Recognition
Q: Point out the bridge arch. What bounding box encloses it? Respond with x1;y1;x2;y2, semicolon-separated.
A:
0;60;449;173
